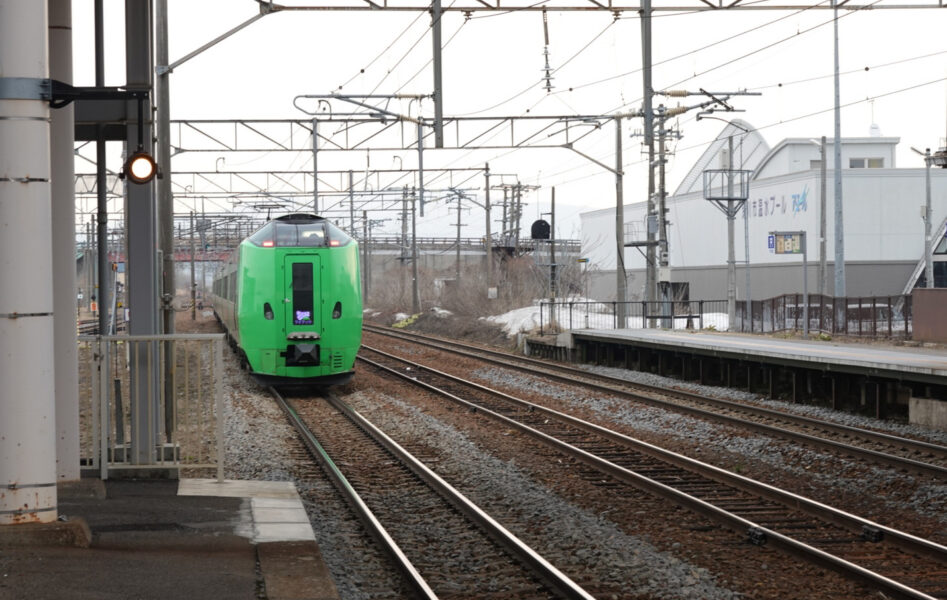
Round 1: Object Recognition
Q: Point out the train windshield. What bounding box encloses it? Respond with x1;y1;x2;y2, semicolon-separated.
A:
248;220;353;247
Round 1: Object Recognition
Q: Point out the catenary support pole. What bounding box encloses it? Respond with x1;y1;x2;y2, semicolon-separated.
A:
348;170;355;235
413;121;424;313
0;0;58;522
95;0;109;338
190;211;196;320
411;188;420;314
362;210;369;302
819;136;827;296
484;164;493;290
455;194;461;282
50;0;80;482
126;0;160;465
923;148;933;288
832;0;845;297
551;186;557;299
156;0;175;444
727;136;736;330
432;0;444;148
312;119;319;212
640;0;656;311
615;117;627;326
401;186;408;303
743;200;750;330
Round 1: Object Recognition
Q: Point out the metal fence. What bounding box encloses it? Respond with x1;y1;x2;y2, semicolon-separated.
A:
735;294;912;337
78;333;226;479
538;294;912;338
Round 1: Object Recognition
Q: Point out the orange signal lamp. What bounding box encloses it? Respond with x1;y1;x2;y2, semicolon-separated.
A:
124;150;157;184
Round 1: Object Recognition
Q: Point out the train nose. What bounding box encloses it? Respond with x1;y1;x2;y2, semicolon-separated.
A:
283;343;320;366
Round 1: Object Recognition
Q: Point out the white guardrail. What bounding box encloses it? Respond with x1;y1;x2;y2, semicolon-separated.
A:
78;334;226;480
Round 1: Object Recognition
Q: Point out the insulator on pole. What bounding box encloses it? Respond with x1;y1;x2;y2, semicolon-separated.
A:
541;9;554;93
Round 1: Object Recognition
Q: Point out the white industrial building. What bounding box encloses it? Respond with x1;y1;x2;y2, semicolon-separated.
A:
581;120;947;302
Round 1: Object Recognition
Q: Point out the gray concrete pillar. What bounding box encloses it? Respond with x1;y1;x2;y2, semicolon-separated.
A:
50;0;80;482
0;0;58;523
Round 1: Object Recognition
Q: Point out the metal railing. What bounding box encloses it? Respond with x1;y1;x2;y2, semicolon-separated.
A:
539;299;729;335
538;294;912;338
78;333;226;479
736;294;912;338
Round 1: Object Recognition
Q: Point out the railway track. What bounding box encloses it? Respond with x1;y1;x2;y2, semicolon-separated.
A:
363;325;947;479
358;345;947;600
268;386;595;600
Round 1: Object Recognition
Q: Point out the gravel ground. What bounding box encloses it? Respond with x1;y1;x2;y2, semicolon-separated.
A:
580;363;947;445
191;318;395;600
193;313;945;599
471;365;947;538
345;388;741;600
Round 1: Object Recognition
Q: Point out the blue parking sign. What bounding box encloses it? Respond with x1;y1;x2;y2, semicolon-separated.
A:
767;234;775;252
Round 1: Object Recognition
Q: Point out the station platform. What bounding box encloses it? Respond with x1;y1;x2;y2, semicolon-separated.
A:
528;328;947;427
0;478;339;600
570;328;947;383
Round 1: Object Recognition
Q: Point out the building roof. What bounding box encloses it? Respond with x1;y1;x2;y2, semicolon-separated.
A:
673;119;770;196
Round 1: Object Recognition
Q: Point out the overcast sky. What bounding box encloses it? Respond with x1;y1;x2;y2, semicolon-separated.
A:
70;1;946;239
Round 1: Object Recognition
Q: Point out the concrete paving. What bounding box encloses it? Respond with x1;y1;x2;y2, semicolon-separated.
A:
0;478;339;600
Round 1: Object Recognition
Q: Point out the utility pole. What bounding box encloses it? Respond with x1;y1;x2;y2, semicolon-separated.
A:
514;184;523;249
656;105;684;327
501;187;509;244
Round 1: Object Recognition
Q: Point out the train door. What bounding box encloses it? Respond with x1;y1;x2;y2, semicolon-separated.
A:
283;254;323;338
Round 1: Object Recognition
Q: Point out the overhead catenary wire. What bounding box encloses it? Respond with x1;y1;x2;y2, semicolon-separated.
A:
559;2;828;96
337;7;431;92
456;17;617;117
538;75;947;190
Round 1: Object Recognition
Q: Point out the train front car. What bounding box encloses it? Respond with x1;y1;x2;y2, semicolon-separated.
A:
232;214;362;385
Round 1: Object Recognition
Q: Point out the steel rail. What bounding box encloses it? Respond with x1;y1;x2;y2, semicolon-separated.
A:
320;391;596;600
364;325;947;478
359;351;946;600
267;387;438;600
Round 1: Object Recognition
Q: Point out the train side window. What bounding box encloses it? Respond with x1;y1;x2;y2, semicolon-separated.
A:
263;302;274;320
332;301;342;319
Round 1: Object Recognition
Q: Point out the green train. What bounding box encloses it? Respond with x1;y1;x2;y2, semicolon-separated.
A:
212;214;362;385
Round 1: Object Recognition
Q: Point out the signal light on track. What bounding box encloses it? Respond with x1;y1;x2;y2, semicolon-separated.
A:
121;150;158;185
